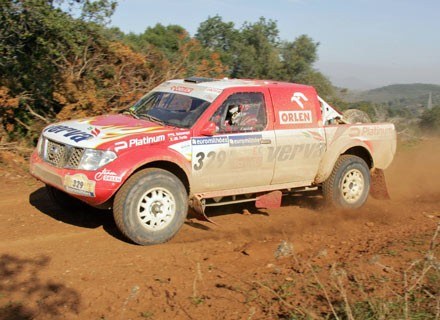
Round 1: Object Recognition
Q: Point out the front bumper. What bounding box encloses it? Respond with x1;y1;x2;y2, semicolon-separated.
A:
30;151;121;206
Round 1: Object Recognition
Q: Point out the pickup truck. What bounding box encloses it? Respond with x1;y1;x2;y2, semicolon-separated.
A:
30;77;396;245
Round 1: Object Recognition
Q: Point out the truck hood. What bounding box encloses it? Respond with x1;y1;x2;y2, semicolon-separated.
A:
42;114;174;149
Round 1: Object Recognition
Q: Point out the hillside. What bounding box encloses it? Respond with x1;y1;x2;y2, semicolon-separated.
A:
345;83;440;108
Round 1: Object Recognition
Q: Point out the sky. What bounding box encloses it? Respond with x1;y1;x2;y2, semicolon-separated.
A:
110;0;440;90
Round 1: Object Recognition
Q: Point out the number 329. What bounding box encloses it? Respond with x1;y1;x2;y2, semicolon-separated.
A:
193;151;226;171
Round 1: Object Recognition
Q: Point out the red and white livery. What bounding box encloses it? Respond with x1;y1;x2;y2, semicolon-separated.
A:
30;77;396;245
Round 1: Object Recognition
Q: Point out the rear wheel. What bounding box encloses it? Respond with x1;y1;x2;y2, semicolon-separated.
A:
113;168;188;245
323;155;370;209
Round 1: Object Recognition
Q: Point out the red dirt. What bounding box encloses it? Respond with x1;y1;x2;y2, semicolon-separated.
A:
0;139;439;319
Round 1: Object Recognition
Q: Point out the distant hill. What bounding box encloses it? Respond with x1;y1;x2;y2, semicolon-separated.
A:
344;83;440;109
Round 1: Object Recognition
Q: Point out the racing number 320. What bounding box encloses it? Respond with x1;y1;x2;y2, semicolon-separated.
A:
193;151;226;171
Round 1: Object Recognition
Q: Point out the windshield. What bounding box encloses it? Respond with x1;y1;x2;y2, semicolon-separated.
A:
130;91;211;128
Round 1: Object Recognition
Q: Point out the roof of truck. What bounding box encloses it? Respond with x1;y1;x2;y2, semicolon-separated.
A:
168;78;313;91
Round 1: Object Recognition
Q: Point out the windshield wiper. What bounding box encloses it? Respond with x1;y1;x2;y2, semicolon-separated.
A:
122;109;139;119
139;114;166;126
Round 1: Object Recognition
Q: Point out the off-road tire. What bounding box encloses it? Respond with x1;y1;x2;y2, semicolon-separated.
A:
113;168;188;245
323;155;370;209
46;184;89;211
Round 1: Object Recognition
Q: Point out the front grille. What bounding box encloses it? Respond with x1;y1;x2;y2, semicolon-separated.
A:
67;147;84;168
42;138;84;169
45;139;66;167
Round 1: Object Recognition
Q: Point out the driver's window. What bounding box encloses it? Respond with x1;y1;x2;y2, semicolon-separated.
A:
210;92;267;134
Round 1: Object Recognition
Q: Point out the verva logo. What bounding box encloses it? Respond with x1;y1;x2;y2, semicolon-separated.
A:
44;125;94;143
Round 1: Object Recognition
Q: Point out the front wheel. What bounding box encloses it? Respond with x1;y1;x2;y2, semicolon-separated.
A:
113;168;188;245
323;155;370;209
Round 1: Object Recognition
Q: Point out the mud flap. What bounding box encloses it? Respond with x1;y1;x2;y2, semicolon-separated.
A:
188;195;218;225
370;168;390;200
256;190;282;208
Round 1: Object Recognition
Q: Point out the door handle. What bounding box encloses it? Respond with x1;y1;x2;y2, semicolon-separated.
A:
260;139;272;144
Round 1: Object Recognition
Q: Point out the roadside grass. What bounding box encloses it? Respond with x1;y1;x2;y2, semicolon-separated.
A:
209;222;439;319
285;222;439;320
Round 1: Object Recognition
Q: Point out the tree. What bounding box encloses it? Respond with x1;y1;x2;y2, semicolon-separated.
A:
0;0;96;139
195;15;237;67
420;106;440;134
278;35;334;97
280;35;318;79
196;16;334;97
0;0;137;142
232;17;282;79
121;23;228;80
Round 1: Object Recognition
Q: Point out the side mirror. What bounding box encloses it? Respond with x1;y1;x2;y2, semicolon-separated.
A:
199;121;217;136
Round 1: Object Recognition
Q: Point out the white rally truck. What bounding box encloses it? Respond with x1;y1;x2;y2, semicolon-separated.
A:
30;77;396;245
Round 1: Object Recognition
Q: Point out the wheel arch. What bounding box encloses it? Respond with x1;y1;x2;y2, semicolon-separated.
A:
315;141;373;184
342;146;373;169
132;160;190;195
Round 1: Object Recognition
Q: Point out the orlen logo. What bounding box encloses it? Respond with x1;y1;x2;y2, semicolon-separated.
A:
279;111;313;124
291;92;308;109
171;86;193;94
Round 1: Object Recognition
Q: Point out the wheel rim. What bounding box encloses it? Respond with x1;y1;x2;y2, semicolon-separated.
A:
137;187;176;231
341;169;365;204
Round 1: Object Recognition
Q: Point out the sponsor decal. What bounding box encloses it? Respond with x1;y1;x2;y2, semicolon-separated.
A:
349;126;394;137
193;150;227;171
89;127;101;137
205;87;223;94
267;143;325;162
64;173;96;197
349;127;361;137
192;136;229;145
171;86;194;94
168;131;190;142
114;135;166;152
44;125;94;142
229;134;262;147
94;169;122;183
291;92;309;109
231;155;263;169
302;130;325;142
279;111;313;124
169;140;192;161
168;135;188;142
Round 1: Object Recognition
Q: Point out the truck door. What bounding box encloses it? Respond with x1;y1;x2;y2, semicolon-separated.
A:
269;86;326;185
191;90;275;193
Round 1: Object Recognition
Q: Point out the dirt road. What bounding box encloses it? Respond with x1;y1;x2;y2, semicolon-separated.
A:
1;140;439;319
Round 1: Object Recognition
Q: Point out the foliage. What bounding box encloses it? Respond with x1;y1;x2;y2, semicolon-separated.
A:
361;83;440;105
346;83;440;110
0;0;95;141
121;23;228;79
0;5;333;146
196;16;334;98
420;106;440;134
0;1;226;144
195;15;237;67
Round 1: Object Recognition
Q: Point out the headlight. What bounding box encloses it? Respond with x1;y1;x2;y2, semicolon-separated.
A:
78;149;117;171
37;135;44;156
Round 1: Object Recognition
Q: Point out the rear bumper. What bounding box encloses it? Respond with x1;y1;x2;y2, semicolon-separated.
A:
29;151;119;206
